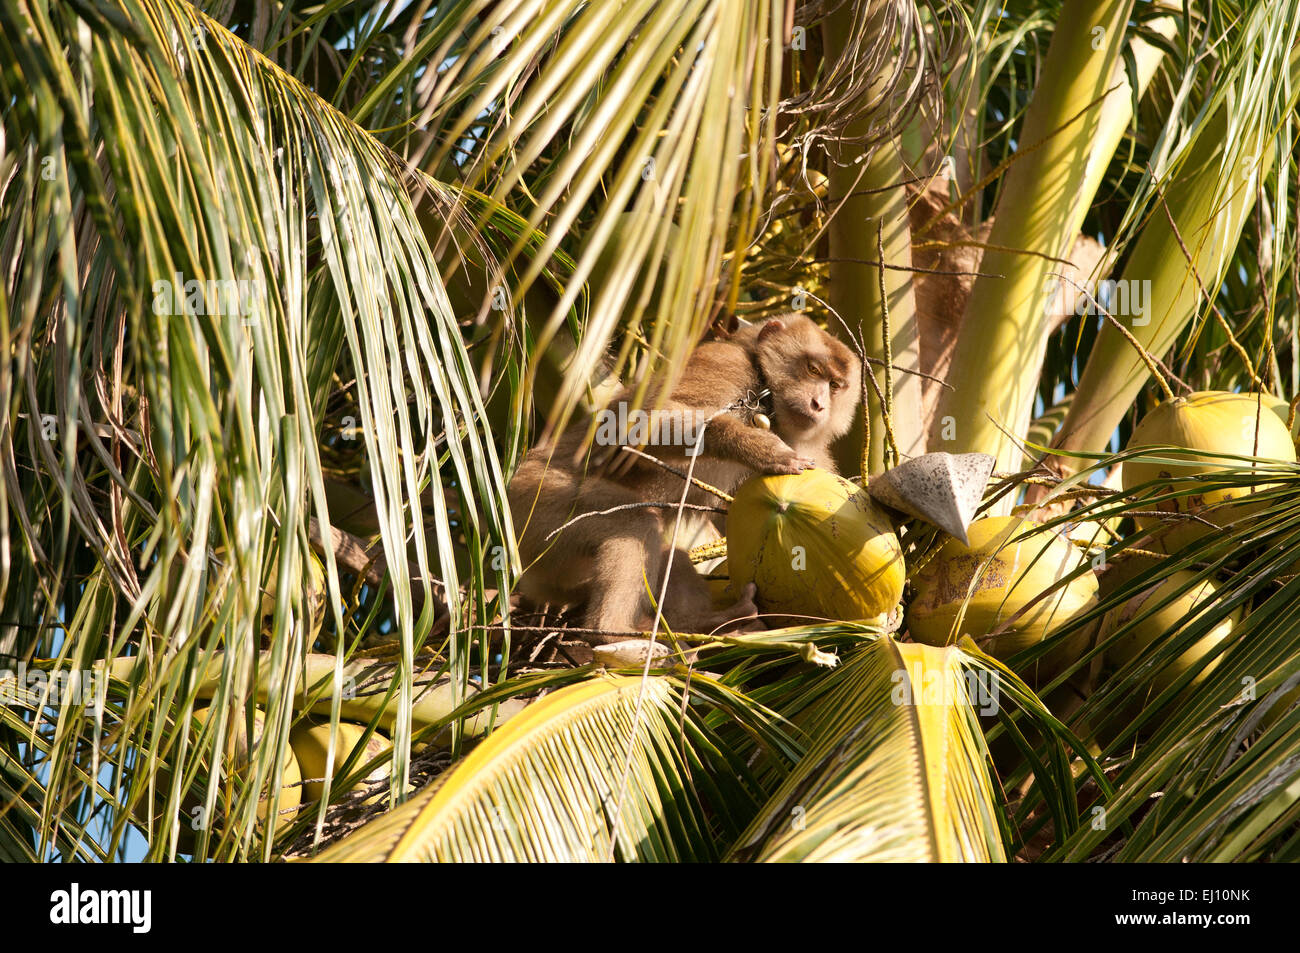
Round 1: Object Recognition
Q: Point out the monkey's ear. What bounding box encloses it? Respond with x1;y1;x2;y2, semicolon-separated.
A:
758;319;786;342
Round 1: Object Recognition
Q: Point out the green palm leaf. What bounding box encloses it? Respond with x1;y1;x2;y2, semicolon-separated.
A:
371;0;920;439
731;638;1006;862
309;672;791;862
0;0;518;858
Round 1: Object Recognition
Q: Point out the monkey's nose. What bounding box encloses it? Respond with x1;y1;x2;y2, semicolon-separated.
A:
810;397;825;413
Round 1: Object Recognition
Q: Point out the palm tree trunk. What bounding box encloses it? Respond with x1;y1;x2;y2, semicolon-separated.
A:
824;0;924;474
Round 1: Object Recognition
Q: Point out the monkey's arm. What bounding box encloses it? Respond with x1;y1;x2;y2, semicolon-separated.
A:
600;339;814;477
663;340;814;473
685;410;813;474
601;398;809;477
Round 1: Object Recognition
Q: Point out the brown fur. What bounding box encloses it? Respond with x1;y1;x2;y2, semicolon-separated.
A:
508;315;860;639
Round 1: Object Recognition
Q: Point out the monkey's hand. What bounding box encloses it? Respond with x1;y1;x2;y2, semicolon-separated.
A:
715;582;766;633
764;444;817;475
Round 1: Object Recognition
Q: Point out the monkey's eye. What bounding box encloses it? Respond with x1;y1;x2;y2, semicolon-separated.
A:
806;359;824;378
829;379;843;392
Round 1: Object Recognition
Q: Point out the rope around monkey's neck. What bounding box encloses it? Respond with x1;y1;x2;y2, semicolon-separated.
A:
742;352;774;430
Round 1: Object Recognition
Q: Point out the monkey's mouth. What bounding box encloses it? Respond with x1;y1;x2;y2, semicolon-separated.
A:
779;407;824;429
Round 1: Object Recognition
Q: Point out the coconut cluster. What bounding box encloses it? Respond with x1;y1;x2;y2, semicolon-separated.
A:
136;708;392;847
724;471;1097;674
719;389;1293;697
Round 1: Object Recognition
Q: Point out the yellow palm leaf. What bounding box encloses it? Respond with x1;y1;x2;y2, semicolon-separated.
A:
732;638;1006;862
308;673;771;862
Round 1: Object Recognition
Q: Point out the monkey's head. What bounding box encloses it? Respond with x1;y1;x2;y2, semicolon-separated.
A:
751;316;860;442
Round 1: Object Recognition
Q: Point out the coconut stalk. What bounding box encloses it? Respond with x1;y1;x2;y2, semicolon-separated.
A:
915;15;1172;446
823;0;924;472
1051;31;1300;468
933;0;1134;474
1071;12;1178;264
1028;13;1175;337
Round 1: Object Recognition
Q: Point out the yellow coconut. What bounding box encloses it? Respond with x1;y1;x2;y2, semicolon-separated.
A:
726;469;904;623
1122;391;1297;550
1260;393;1300;443
290;720;392;804
136;705;301;847
907;516;1098;669
1100;568;1239;696
191;705;302;831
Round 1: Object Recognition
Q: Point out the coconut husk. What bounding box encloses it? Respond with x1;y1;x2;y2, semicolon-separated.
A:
868;451;994;544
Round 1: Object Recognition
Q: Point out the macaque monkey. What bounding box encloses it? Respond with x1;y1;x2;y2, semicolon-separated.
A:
508;315;861;640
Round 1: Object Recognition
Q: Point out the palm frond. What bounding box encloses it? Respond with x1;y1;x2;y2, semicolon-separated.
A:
0;0;516;859
730;638;1007;862
1053;1;1300;462
308;672;791;862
